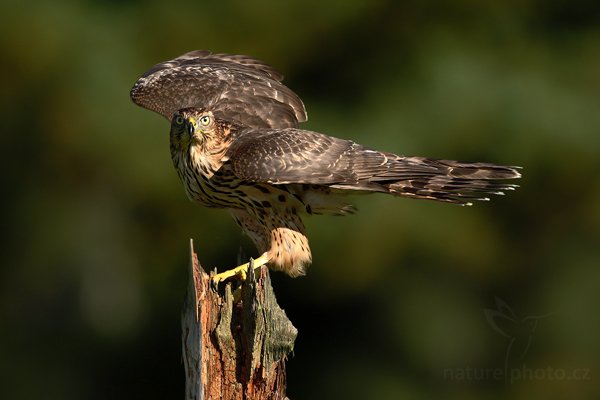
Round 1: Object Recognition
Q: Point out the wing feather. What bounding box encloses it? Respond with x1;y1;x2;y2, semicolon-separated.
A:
130;50;307;128
228;129;356;184
227;129;521;205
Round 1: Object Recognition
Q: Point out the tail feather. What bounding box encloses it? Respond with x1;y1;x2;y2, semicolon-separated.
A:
344;153;522;206
384;158;521;205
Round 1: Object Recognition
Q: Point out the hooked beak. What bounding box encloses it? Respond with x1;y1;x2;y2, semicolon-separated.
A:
187;117;197;136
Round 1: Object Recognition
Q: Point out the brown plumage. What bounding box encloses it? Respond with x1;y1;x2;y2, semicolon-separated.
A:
130;50;306;129
132;51;521;278
167;108;520;277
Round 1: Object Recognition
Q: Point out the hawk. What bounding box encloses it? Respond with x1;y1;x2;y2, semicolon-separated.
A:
131;50;521;282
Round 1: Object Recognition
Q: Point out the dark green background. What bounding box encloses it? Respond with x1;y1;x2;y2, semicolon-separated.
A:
2;1;599;399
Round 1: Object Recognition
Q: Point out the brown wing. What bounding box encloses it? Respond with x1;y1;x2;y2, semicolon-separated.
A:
130;50;307;128
228;129;357;185
227;128;521;205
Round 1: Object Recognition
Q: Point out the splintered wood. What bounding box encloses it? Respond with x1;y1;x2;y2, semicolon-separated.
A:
182;240;297;400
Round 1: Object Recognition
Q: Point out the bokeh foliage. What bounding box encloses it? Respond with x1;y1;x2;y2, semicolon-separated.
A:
1;0;599;399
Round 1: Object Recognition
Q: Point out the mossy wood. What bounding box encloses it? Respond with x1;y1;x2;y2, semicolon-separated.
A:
182;240;297;400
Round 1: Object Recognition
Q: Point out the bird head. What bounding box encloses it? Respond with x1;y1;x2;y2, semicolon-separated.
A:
170;108;217;150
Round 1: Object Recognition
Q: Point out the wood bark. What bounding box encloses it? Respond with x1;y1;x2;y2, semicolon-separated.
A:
182;240;297;400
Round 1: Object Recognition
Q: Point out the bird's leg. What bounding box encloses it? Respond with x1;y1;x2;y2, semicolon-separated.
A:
212;252;270;284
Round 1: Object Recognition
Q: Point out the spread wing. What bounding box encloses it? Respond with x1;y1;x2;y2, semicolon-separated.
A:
228;129;358;185
130;50;307;129
227;129;521;204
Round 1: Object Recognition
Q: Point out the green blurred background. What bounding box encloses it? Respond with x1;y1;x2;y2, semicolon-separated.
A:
2;0;599;399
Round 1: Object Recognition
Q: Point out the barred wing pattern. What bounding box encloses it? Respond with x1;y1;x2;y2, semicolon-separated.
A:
130;50;307;128
228;128;521;205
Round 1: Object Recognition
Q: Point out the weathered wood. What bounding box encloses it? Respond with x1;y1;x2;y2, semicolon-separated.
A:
182;239;297;400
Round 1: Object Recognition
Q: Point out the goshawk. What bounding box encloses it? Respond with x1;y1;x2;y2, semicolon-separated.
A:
131;50;521;282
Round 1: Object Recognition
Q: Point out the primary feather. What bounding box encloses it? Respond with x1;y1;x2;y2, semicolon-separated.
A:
227;127;521;205
130;50;307;128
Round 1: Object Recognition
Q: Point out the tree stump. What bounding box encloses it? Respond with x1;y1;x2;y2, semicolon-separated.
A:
182;240;298;400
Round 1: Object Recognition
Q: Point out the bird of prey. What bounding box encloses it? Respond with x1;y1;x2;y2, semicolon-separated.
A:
131;50;521;282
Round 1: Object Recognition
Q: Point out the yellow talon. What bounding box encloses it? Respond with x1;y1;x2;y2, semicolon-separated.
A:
213;252;270;284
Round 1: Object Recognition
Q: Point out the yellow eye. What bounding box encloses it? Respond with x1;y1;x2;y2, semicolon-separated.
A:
174;115;185;126
200;115;211;126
